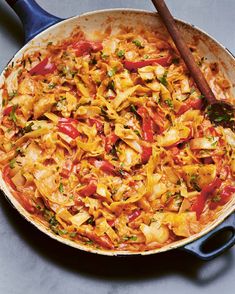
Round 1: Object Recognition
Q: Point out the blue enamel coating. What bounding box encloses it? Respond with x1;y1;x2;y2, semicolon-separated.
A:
8;0;63;43
183;213;235;260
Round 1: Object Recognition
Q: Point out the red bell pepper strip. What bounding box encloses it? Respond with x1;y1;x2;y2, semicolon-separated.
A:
15;191;35;213
58;123;80;139
96;160;117;176
128;181;136;187
88;118;103;132
71;40;103;57
210;185;235;210
29;57;56;76
142;119;154;142
3;105;13;116
2;165;16;190
79;182;97;197
123;56;172;71
128;209;141;222
105;133;119;153
191;177;222;219
177;98;203;115
83;230;114;249
151;111;165;134
89;158;117;176
203;157;214;164
107;220;115;227
141;146;152;164
58;117;78;124
137;107;154;142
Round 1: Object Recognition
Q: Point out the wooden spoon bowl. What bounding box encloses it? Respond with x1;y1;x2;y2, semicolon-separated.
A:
152;0;234;130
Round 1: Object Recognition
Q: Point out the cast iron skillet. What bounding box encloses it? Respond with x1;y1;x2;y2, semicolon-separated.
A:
1;0;235;260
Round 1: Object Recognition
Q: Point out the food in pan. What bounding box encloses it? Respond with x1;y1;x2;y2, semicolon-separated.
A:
0;25;234;251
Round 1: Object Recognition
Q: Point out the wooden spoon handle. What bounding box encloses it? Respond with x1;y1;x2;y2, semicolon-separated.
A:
152;0;217;104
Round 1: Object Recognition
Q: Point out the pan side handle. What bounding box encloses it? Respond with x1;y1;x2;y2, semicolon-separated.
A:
5;0;63;43
182;213;235;260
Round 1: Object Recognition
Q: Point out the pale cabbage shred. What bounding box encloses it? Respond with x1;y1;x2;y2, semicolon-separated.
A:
0;25;234;252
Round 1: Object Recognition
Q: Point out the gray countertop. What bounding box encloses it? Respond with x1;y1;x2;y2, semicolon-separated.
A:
0;1;234;294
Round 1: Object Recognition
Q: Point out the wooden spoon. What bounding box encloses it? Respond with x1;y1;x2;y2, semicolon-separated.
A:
151;0;234;130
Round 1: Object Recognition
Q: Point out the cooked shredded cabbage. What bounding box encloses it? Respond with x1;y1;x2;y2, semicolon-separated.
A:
0;25;234;252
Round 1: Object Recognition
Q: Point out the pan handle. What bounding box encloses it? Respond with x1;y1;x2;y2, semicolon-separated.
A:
5;0;63;43
182;213;235;260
